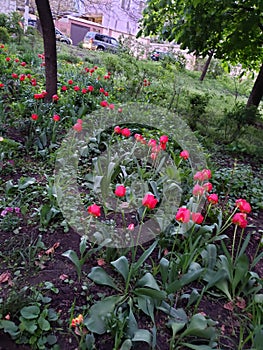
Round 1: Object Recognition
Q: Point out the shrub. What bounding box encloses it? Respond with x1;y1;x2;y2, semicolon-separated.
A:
0;27;10;43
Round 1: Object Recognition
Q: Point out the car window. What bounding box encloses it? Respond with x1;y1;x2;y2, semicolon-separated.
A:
110;38;118;45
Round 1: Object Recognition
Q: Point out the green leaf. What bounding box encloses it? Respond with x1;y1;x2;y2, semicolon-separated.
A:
38;317;50;331
19;318;38;334
132;329;152;345
134;287;166;300
46;334;57;346
0;320;19;338
159;257;169;284
181;314;216;339
20;305;40;319
18;177;36;189
88;266;118;290
136;272;160;290
111;256;129;282
62;250;81;278
120;339;133;350
181;344;216;350
167;269;204;293
232;254;249;292
167;320;185;337
159;301;188;323
132;241;157;272
80;236;88;257
127;298;138;337
84;295;124;334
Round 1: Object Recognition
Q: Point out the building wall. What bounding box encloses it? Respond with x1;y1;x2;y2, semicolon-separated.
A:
1;0;16;14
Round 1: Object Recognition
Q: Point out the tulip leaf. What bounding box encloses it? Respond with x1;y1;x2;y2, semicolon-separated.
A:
132;240;157;272
136;272;160;290
88;266;118;290
111;256;129;282
132;329;152;345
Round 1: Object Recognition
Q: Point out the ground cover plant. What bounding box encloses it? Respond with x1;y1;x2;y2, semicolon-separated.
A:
0;25;263;350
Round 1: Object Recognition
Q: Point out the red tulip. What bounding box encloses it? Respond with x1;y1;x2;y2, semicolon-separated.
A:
142;193;158;210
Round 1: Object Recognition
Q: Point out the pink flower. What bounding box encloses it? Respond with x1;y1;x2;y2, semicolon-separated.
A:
0;83;4;88
175;207;191;223
207;193;218;204
235;199;251;214
100;100;108;107
12;73;18;79
118;108;123;113
19;74;26;81
128;223;135;231
104;91;109;97
194;169;212;182
31;114;38;121
99;87;105;93
77;119;83;124
20;61;26;67
193;184;205;196
150;152;157;160
114;126;122;134
108;103;115;110
192;212;204;224
87;85;94;92
82;88;87;94
142;193;158;210
52;94;59;101
73;123;82;132
6;57;11;62
68;79;73;85
74;86;80;91
61;85;67;91
87;204;101;217
115;185;126;197
148;139;157;147
97;258;106;266
160;135;168;144
180;150;189;160
53;114;60;122
203;182;213;192
232;213;247;228
121;128;131;137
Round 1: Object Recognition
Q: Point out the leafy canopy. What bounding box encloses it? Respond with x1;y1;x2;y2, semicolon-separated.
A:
139;0;263;69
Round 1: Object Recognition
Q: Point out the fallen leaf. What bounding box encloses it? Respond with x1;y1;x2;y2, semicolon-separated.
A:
0;271;12;284
97;258;106;266
223;301;234;311
45;242;60;255
59;274;69;281
236;297;246;309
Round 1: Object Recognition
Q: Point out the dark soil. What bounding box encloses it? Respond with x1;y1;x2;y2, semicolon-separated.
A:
0;208;262;349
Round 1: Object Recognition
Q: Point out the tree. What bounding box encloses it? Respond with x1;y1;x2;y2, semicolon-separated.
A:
35;0;57;102
138;0;263;108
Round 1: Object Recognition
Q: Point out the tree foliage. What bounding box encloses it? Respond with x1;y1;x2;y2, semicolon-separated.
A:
138;0;263;107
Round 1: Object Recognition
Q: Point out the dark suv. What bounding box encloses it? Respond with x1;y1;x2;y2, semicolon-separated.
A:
83;32;119;52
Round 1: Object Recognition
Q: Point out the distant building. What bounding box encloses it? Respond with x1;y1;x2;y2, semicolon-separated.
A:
1;0;16;14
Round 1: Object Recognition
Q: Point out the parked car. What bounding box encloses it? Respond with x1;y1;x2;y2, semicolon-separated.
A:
55;28;72;45
82;32;119;52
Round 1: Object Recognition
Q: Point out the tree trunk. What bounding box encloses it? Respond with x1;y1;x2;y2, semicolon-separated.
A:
200;51;214;81
247;63;263;108
35;0;57;102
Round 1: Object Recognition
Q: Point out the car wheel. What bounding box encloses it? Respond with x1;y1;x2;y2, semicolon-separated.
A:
97;46;105;51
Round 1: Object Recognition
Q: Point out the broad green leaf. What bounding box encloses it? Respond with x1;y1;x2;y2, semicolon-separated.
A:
18;177;36;189
132;241;157;272
167;320;185;337
38;317;50;331
136;272;160;290
132;329;152;345
80;236;88;256
20;305;40;319
203;269;229;291
254;294;263;304
167;269;204;293
62;250;81;277
232;254;249;292
181;314;217;339
88;266;118;290
136;295;155;319
159;301;188;323
19;318;38;334
159;257;169;284
0;320;19;338
85;295;123;334
46;334;57;346
120;339;133;350
111;256;129;282
134;287;166;300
